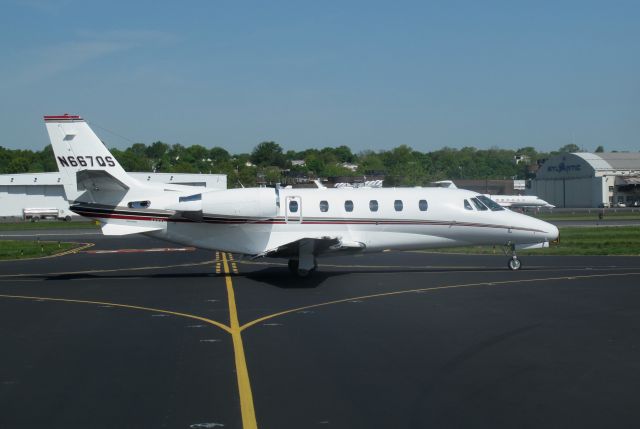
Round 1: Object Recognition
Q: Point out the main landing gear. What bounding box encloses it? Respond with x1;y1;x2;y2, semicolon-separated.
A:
288;239;318;277
503;243;522;271
288;258;318;277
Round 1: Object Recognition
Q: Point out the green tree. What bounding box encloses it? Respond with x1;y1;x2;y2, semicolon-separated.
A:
558;143;581;153
7;157;30;173
250;142;285;167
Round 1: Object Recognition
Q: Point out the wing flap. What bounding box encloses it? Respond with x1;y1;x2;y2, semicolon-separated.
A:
101;223;164;236
256;237;365;259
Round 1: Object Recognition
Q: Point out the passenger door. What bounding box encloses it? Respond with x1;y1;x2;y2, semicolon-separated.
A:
285;196;303;223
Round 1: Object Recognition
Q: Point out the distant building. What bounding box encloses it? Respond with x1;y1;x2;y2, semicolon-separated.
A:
513;154;530;165
340;162;359;172
529;152;640;207
0;172;227;219
291;160;306;167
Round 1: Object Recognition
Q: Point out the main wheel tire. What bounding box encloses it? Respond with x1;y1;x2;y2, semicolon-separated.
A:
508;257;522;271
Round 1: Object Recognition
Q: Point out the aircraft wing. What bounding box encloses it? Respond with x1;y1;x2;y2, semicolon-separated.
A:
255;237;365;259
101;223;164;236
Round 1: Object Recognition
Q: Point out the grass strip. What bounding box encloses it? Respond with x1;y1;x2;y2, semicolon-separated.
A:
0;221;99;231
0;240;80;260
427;226;640;256
530;211;640;221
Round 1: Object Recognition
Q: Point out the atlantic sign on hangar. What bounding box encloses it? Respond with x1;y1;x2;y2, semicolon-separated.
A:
530;152;640;208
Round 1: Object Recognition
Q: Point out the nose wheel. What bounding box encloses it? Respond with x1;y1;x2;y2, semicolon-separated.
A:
503;243;523;271
508;256;522;271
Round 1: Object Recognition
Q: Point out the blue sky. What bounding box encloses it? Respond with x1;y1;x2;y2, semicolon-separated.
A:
1;0;638;153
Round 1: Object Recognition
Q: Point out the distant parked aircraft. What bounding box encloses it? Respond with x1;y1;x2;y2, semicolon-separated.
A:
432;181;555;208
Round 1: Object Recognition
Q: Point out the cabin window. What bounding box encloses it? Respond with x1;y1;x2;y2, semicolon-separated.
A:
289;200;299;213
464;199;473;210
319;200;329;212
470;197;488;211
344;200;354;212
128;200;150;209
369;200;379;212
179;193;202;203
476;195;504;211
394;200;403;211
418;199;428;211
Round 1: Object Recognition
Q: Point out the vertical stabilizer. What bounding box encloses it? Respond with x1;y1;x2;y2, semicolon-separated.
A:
44;114;138;202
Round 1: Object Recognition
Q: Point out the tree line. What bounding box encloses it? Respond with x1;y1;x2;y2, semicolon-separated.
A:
0;141;607;188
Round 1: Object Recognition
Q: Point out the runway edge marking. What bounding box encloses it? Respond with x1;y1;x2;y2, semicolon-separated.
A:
221;252;259;429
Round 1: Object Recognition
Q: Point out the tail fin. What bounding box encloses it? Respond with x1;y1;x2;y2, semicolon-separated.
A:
44;114;139;203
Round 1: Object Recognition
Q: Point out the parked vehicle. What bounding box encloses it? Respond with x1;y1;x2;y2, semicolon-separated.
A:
22;208;72;222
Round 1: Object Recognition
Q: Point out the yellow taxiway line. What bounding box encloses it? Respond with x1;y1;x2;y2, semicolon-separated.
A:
221;252;258;429
0;293;232;333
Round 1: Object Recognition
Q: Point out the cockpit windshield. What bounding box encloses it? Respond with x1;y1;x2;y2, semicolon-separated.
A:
470;197;488;211
477;195;505;211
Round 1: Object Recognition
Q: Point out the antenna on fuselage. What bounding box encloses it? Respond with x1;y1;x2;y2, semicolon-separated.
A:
313;179;326;189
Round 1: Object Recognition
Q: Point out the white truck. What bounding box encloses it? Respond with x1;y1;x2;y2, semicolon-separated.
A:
22;208;72;222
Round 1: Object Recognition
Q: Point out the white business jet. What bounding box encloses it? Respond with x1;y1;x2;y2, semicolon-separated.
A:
432;180;555;208
486;195;555;209
45;115;558;275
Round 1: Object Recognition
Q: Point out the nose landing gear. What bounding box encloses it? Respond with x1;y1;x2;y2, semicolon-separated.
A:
503;243;522;271
508;256;522;271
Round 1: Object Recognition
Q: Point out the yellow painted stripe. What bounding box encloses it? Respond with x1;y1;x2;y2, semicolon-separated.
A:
0;259;216;278
240;270;640;331
221;252;258;429
0;294;232;333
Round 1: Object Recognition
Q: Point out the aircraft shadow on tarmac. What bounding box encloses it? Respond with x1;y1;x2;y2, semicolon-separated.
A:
240;265;534;289
31;265;542;287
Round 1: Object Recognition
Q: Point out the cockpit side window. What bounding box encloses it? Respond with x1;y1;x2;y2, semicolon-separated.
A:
477;195;505;211
470;197;488;211
464;199;473;210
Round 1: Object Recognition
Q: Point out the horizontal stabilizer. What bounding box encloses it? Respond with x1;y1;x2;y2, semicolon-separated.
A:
101;223;164;236
77;170;130;192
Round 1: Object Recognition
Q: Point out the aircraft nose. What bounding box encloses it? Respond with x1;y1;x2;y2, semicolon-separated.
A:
543;221;559;242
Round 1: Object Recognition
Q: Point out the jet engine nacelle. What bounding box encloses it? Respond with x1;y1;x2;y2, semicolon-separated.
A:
201;188;278;219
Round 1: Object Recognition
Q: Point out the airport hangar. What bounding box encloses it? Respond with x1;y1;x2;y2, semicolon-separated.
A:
529;152;640;208
0;172;227;219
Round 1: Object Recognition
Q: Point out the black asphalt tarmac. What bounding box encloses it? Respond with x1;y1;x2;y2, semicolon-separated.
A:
1;234;640;429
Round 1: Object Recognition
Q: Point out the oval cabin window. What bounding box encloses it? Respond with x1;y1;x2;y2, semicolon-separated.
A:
369;200;379;212
319;200;329;212
419;199;428;211
344;200;354;212
128;201;150;209
394;200;403;211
